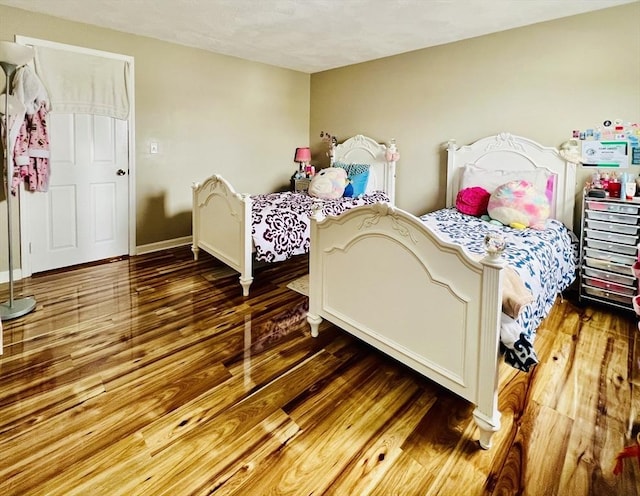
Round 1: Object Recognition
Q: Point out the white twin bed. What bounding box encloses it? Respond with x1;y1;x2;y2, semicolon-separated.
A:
191;132;577;449
191;134;397;295
305;132;577;449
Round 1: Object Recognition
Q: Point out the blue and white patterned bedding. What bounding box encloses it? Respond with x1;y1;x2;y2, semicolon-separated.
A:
419;207;577;372
251;191;390;263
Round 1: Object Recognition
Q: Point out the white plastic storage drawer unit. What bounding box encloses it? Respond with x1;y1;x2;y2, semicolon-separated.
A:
585;219;640;236
585;210;640;225
584;228;637;245
585;199;640;215
584;238;637;256
583;257;634;277
579;193;640;312
584;247;635;265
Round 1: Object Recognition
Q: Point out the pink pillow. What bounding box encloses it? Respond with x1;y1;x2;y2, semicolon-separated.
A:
545;175;555;204
456;187;491;216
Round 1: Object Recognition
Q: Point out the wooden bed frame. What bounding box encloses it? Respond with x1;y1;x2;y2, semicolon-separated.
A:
191;134;397;296
306;132;577;449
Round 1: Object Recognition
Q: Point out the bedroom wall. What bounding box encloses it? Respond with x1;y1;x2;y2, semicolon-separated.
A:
309;2;640;229
0;5;309;259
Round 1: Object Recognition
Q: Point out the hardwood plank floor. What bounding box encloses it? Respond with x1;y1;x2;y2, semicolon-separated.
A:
0;247;638;495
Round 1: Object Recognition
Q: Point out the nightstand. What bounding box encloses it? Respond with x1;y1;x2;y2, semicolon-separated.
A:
293;177;311;193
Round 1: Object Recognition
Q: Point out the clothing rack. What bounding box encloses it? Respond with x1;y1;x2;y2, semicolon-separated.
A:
0;41;36;322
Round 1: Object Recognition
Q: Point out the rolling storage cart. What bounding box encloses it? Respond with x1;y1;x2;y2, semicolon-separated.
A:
578;193;640;312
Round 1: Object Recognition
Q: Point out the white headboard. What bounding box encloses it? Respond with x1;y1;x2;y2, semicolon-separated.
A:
446;132;577;230
333;134;397;204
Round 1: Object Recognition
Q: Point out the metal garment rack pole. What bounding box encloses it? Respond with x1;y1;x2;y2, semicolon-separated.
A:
0;42;36;321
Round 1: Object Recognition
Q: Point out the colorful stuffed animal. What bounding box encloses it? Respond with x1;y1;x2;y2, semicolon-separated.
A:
487;180;550;230
308;167;348;199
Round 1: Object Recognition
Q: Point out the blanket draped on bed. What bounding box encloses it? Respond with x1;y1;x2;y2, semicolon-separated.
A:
419;208;576;372
251;191;390;263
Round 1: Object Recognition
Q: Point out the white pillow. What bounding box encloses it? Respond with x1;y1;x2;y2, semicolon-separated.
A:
459;164;551;195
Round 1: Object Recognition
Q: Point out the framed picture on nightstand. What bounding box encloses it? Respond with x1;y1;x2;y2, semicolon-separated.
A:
294;178;311;192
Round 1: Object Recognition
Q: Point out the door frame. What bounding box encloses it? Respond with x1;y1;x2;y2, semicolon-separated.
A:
15;36;136;278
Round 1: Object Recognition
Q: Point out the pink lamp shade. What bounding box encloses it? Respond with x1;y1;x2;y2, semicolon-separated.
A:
294;147;311;163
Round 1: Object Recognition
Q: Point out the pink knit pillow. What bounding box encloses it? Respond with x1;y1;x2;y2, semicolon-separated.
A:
455;187;491;216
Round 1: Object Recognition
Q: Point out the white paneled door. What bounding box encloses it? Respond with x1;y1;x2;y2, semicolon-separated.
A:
27;113;129;273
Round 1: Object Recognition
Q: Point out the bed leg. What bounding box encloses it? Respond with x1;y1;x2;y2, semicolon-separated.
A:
472;407;501;450
306;313;322;337
191;245;199;261
239;277;253;297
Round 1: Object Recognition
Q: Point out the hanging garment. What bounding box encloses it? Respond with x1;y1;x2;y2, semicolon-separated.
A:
34;45;130;119
0;94;26;167
1;97;26;197
12;64;50;115
11;65;50;194
11;117;29;193
12;102;50;194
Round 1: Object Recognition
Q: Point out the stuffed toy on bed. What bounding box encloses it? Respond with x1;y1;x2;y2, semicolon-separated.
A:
308;167;348;200
487;179;550;230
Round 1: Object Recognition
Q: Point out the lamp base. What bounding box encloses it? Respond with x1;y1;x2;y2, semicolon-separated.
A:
0;296;36;321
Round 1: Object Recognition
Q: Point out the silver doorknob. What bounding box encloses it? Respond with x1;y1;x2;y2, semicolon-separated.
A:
116;169;126;176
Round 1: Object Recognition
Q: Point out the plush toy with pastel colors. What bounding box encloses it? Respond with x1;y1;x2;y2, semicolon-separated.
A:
308;167;348;200
487;180;550;230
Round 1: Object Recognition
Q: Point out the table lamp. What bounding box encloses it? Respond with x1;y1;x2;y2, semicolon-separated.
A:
294;147;311;175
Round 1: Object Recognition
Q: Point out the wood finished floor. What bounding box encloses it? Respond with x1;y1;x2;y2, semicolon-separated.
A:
0;247;638;495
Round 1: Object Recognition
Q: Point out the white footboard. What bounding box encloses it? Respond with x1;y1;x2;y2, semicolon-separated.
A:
191;175;253;296
307;203;506;449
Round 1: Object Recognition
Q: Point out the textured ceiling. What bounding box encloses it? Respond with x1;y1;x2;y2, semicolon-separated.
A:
0;0;636;73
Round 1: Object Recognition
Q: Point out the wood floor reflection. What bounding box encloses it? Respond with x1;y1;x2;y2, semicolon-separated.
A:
0;247;638;495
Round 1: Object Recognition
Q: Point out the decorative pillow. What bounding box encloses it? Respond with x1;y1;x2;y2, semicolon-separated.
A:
455;187;490;216
344;170;369;197
545;174;555;205
460;164;551;196
308;167;348;199
334;163;370;197
487;180;550;230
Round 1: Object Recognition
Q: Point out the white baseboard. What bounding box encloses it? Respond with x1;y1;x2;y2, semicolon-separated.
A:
0;269;25;284
136;236;192;255
0;237;193;283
